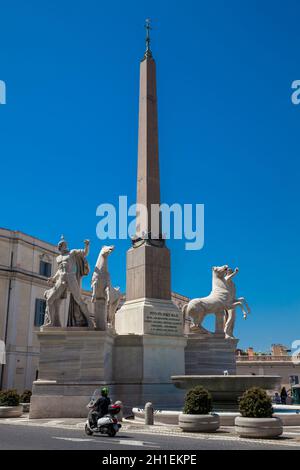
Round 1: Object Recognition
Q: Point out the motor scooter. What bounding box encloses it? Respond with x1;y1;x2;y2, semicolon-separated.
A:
85;389;122;437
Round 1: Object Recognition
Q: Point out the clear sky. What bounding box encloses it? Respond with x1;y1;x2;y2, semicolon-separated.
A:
1;0;299;351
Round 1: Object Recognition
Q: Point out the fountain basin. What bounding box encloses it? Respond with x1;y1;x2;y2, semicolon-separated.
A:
171;375;281;410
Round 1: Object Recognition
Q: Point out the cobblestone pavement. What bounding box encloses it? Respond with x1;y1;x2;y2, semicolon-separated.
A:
1;415;300;448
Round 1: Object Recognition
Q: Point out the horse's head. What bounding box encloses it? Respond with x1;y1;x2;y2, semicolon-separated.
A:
100;245;115;258
212;265;228;278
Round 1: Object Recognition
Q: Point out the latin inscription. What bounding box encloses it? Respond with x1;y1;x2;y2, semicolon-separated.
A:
144;310;183;336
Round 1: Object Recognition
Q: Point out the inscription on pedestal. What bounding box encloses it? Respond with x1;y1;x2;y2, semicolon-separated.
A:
144;311;182;336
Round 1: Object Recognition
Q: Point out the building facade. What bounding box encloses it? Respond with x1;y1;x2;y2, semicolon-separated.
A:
236;345;300;390
0;227;189;392
0;228;58;392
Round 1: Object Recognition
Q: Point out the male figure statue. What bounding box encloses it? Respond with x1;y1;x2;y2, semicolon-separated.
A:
223;267;239;339
43;236;92;327
224;267;250;339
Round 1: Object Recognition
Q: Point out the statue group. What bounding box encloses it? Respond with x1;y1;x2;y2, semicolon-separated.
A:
42;237;250;339
43;237;121;330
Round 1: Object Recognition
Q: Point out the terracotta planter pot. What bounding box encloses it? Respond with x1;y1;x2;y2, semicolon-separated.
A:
235;416;283;438
0;405;23;418
179;413;220;432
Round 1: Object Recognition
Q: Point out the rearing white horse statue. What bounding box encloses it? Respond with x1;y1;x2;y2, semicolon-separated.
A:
182;265;249;335
91;245;115;303
91;245;121;329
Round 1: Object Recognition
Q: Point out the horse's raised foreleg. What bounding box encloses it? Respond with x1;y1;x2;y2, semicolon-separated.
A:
237;297;251;314
231;300;248;319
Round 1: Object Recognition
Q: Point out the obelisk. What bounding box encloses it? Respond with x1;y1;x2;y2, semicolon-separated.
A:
115;20;183;337
127;19;171;303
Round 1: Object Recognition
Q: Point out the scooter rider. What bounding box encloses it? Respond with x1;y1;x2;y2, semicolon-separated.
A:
88;387;111;429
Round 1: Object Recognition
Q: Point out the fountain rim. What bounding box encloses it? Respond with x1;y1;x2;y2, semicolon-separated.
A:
171;375;281;379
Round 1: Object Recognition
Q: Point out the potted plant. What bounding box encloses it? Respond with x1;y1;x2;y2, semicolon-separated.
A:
179;386;220;432
235;387;283;438
0;389;23;418
20;389;32;413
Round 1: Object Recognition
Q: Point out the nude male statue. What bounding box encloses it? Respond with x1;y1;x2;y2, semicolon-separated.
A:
43;236;92;327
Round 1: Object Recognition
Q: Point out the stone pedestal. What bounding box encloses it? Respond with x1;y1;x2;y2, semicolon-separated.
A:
185;333;238;375
113;334;187;411
115;297;183;336
30;328;115;418
126;245;171;301
30;327;187;418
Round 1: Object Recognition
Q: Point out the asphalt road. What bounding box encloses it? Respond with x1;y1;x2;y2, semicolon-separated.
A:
0;423;299;450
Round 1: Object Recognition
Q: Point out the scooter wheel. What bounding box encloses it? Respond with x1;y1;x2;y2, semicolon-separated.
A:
108;428;116;437
85;424;93;436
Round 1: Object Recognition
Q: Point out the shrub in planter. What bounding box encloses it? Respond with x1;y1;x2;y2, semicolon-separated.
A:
20;389;32;404
0;389;20;407
183;386;212;414
235;387;282;438
0;389;23;418
239;387;273;418
179;386;220;432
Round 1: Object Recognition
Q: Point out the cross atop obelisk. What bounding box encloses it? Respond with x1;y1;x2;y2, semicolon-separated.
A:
144;18;152;59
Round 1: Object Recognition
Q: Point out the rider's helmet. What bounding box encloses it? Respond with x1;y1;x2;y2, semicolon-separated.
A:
101;387;109;397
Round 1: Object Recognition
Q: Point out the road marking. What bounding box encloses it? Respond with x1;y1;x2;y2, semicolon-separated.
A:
52;436;160;448
94;439;160;448
46;421;66;427
53;437;95;443
116;439;160;448
3;418;28;423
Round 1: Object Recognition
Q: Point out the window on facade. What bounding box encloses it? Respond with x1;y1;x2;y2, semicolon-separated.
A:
39;260;52;277
34;299;46;327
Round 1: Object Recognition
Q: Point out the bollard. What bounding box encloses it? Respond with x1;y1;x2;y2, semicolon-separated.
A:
115;400;123;422
145;402;154;425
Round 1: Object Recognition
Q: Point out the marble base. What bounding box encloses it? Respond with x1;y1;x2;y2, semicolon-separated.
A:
114;334;187;383
115;297;183;336
30;328;115;418
185;333;238;375
29;381;186;418
36;328;115;382
29;328;187;418
112;333;187;414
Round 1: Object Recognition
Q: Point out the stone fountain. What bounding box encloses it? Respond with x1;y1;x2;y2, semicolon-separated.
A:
171;374;281;411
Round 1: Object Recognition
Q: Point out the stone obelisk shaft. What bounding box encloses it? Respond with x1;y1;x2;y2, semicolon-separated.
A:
126;53;171;301
136;56;160;237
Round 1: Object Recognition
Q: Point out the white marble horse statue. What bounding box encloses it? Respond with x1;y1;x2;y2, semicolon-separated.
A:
91;245;121;329
182;265;250;335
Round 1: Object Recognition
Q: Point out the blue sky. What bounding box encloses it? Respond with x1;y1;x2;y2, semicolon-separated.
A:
1;0;300;351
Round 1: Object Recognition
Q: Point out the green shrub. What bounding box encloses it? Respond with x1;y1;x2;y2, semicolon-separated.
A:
0;389;20;407
239;387;273;418
183;386;212;415
20;389;32;403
